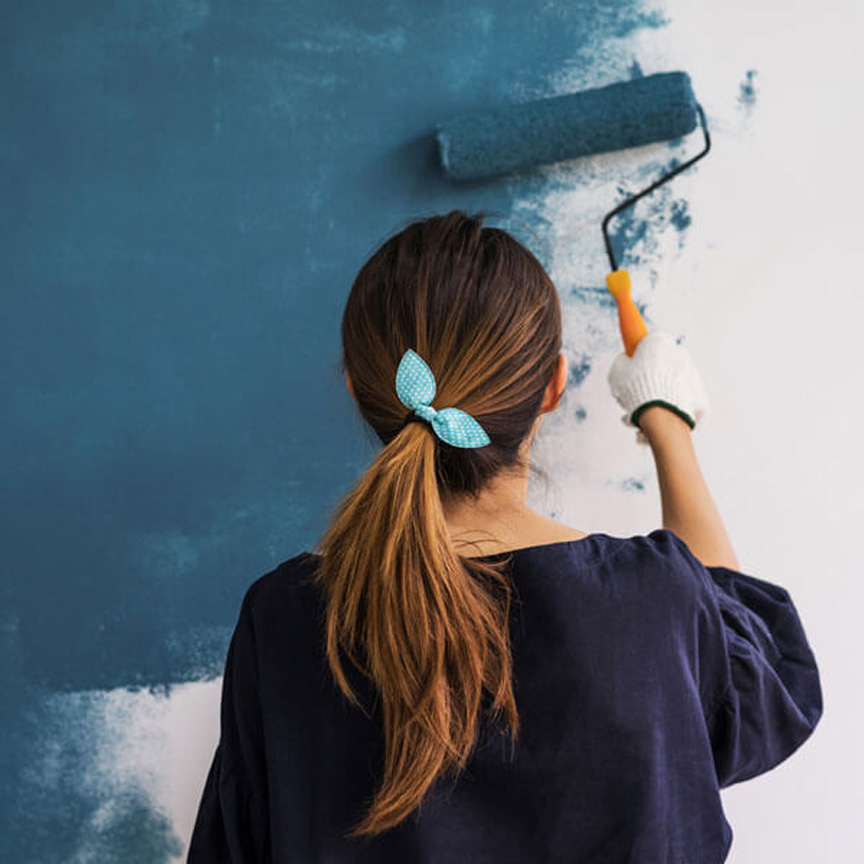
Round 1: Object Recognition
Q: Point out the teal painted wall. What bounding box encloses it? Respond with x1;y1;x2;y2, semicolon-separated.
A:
1;2;669;858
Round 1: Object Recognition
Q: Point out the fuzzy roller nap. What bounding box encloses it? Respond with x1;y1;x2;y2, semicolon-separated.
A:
435;71;699;182
435;70;711;358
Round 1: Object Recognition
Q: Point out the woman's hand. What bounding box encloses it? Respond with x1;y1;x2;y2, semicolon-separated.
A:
607;330;711;445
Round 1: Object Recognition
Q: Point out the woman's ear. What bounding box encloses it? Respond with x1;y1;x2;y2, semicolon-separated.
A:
540;353;567;413
345;369;355;399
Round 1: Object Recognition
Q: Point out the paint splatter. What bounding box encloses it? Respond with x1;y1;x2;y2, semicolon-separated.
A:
573;404;588;422
622;476;646;492
738;69;758;110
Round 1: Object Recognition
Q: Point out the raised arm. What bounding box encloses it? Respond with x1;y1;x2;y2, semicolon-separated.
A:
639;405;739;570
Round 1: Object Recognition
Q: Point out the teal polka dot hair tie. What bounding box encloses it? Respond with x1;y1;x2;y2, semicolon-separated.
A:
395;349;491;449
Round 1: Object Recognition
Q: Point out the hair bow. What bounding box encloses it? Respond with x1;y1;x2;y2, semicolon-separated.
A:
395;349;490;449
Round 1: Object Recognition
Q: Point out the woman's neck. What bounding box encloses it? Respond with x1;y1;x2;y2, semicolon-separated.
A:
442;471;585;556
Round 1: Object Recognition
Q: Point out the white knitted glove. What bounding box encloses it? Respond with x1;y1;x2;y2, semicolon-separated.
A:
607;330;711;445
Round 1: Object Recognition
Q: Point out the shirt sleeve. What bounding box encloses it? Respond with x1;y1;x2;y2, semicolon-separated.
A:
187;587;270;862
663;529;823;789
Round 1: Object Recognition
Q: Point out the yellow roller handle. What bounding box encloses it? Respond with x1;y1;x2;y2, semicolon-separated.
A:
605;269;648;357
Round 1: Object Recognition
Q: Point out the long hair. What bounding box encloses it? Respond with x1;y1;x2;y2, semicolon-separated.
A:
313;209;563;837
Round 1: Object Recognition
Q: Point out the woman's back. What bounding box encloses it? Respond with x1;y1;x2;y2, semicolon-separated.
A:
187;211;822;861
188;527;822;863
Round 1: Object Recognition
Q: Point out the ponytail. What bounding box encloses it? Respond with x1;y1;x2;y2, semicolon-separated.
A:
313;420;519;837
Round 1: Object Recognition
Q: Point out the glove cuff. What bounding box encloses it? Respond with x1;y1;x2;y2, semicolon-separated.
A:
631;399;695;431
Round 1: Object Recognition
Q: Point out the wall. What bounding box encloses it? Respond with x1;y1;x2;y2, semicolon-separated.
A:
1;0;857;860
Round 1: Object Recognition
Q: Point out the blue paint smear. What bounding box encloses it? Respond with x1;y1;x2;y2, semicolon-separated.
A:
573;404;588;423
622;477;646;492
611;6;670;36
607;159;693;267
568;284;619;310
0;0;666;858
669;198;691;236
0;613;184;862
568;355;593;387
607;189;650;267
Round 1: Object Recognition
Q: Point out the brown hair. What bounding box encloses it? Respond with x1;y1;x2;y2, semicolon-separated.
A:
313;209;563;837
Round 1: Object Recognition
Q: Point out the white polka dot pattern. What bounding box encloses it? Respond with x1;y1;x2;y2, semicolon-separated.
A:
395;349;491;449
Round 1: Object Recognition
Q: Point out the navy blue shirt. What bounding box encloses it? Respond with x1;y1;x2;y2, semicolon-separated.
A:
188;528;822;863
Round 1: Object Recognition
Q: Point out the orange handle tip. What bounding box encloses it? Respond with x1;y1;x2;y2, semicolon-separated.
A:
605;269;648;357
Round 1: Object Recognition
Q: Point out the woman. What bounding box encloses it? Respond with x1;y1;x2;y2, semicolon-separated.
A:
188;210;822;862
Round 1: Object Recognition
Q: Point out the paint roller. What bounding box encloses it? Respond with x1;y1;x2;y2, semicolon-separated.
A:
435;71;711;357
